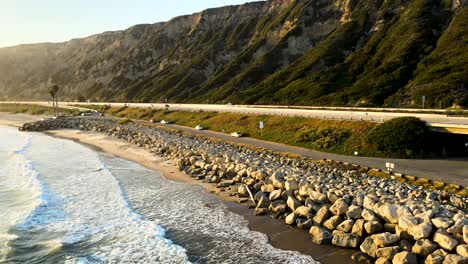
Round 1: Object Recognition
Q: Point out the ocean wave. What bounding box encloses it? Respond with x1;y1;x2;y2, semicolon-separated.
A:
8;133;190;263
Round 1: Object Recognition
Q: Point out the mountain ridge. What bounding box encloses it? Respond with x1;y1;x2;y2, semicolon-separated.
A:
0;0;466;108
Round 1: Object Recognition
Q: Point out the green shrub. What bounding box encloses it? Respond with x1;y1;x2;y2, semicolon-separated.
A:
296;127;350;149
117;118;132;125
365;117;429;157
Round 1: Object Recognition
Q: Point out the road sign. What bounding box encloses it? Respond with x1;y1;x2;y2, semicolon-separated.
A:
259;122;264;129
385;162;395;172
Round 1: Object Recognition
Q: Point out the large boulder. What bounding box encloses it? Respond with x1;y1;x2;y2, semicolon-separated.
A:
377;204;411;224
269;189;282;201
286;196;302;211
323;215;343;230
365;221;384;234
433;229;459;251
398;215;433;240
337;219;355;233
456;245;468;258
432;218;454;229
412;239;438;258
352;219;366;237
332;231;361;248
464;225;468;244
442;254;468;264
308;189;329;204
375;246;400;259
285;213;297;225
347;205;363;219
360;237;379;258
392;251;417;264
330;198;349;215
270;171;285;189
313;205;330;225
285;180;299;190
309;226;332;244
372;232;401;248
294;206;311;218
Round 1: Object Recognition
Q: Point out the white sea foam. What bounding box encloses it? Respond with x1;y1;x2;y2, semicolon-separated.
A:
106;155;318;264
15;132;190;263
0;126;46;261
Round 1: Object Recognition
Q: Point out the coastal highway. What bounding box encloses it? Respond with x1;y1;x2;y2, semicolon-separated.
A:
156;122;468;187
3;101;468;127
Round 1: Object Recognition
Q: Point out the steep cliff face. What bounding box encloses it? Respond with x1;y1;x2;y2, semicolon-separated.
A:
0;0;466;107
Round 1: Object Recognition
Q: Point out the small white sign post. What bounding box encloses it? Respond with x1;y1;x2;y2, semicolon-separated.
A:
259;121;264;136
385;162;395;173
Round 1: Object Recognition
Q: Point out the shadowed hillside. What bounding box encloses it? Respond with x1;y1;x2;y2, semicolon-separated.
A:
0;0;466;107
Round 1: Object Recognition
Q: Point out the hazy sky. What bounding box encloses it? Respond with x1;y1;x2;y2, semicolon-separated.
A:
0;0;256;48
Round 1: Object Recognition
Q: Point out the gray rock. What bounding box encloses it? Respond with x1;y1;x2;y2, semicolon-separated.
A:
285;213;297;225
257;195;270;208
309;226;332;244
270;171;285;189
376;257;392;264
269;200;287;213
392;251;417;264
332;230;361;248
412;239;437;258
286;196;302;211
448;219;468;234
217;180;234;188
377;204;411;224
372;232;401;247
308;189;328;204
285;180;298;190
254;207;268;216
433;228;459;251
425;254;445;264
352;252;374;264
376;246;400;259
399;240;413;251
330;198;349;215
360;237;379;258
261;184;276;193
464;225;468;244
313;205;330;225
456;245;468;258
352;219;366;237
294;206;311;218
432;217;454;229
365;221;384;234
269;189;282;201
442;254;468;264
362;209;380;222
337;219;355;233
398;215;433;240
297;219;313;229
323;215;343;230
347;205;363;219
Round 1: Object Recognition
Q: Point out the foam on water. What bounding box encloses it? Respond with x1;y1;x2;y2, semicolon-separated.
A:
105;155;318;264
2;129;189;263
0;126;45;261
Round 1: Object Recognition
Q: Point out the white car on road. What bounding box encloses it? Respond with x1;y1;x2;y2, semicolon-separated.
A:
195;125;204;130
160;120;170;124
230;132;243;137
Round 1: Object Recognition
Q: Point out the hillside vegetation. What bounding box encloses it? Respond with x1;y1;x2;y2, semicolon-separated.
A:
0;0;466;107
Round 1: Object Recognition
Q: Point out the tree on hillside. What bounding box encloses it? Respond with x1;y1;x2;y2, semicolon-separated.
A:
49;85;59;117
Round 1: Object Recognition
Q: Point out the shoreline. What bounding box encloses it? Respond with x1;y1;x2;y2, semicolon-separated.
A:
45;129;357;263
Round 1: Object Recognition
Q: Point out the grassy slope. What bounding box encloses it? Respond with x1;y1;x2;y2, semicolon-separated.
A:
0;104;79;116
85;105;386;157
389;6;468;107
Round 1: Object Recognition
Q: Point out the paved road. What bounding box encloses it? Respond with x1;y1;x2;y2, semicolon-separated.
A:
2;101;468;126
154;122;468;187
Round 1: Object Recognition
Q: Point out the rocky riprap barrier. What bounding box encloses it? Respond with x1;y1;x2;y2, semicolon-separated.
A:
21;117;468;264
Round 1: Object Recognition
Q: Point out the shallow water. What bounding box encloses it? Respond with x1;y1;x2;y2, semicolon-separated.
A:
0;125;317;263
